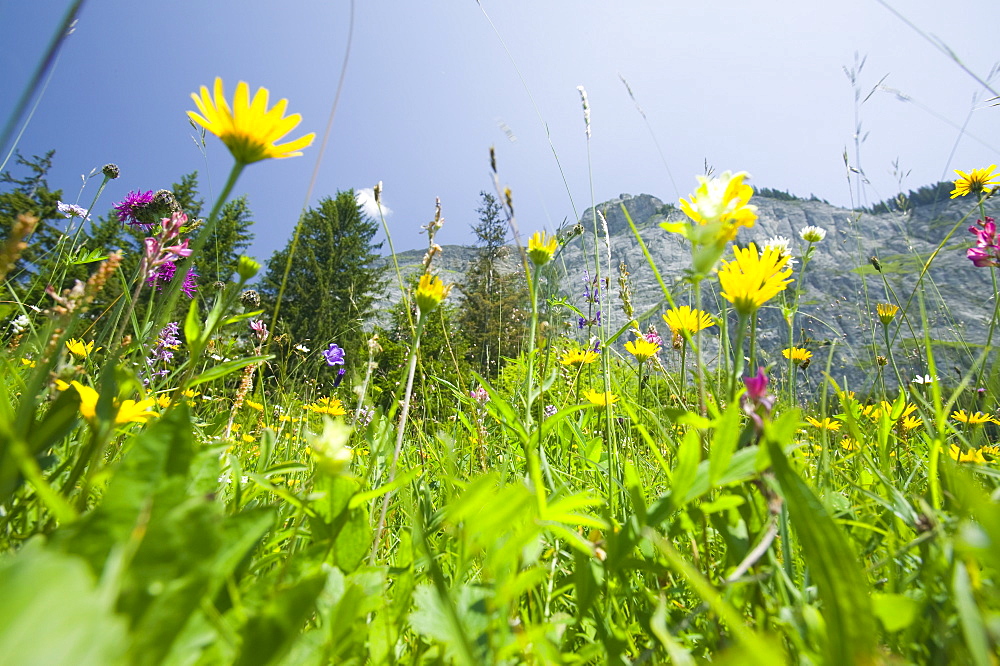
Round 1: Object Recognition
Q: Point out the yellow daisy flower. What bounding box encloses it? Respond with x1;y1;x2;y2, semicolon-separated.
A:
662;306;715;335
527;231;558;266
840;437;860;452
782;347;812;365
624;337;660;362
717;243;793;315
66;338;101;358
245;400;264;412
951;409;998;425
187;78;315;164
305;396;347;417
876;303;899;325
950;165;1000;199
949;444;987;464
677;171;758;241
583;390;619;407
805;416;841;431
414;273;452;314
561;349;599;367
71;381;157;425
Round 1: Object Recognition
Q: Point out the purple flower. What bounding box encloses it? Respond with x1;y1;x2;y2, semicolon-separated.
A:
146;260;198;298
644;327;663;347
143;322;181;384
543;404;557;418
323;343;345;366
470;386;489;402
114;190;156;227
333;367;346;388
577;317;587;329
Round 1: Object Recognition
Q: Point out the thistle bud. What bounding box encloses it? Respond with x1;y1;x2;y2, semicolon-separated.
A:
102;163;120;179
240;289;261;308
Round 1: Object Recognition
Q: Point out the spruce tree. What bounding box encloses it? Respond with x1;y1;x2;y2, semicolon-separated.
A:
457;191;528;377
259;190;386;364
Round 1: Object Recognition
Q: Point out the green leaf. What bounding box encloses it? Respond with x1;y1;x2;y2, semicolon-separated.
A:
708;401;741;487
871;593;920;633
767;438;877;665
0;543;128;665
184;298;201;355
188;355;272;387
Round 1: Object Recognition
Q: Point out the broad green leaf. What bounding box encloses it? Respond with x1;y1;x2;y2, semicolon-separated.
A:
188;355;272;387
767;438;877;665
871;593;920;633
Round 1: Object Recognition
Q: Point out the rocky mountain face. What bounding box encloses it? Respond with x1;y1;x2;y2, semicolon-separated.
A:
381;191;1000;395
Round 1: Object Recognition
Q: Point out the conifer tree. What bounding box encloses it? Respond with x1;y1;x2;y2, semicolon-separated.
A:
457;191;528;377
259;190;386;363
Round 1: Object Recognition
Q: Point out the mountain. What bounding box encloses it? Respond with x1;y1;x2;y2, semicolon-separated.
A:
380;190;1000;395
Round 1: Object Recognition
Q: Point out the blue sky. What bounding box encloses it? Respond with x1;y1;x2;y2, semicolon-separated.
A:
2;1;998;261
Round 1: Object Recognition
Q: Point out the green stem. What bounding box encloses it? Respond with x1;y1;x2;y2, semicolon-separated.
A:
370;309;427;564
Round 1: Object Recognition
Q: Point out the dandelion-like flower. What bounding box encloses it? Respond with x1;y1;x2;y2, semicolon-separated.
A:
65;338;100;358
950;165;1000;199
783;347;812;366
188;78;316;164
805;416;841;431
583;389;618;407
799;225;827;243
625;337;660;362
306;396;347;417
677;171;757;239
662;306;715;336
561;349;599;367
949;444;987;464
71;381;156;425
527;231;558;266
876;303;900;325
414;273;452;313
717;243;794;315
951;409;999;425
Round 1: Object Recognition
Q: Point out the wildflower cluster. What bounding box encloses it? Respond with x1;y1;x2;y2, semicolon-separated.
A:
140;211;197;298
967;216;1000;268
143;322;181;384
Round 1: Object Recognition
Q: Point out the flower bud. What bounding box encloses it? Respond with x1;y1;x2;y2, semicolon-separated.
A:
236;256;261;281
102;163;120;179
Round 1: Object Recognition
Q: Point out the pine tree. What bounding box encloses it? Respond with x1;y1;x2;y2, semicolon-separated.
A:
259;190;386;364
197;194;255;287
457;191;529;377
0;151;64;290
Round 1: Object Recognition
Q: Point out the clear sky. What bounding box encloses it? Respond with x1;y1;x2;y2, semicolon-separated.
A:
2;1;998;261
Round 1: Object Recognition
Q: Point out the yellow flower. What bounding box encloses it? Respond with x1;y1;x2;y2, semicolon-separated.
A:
561;349;599;367
245;399;264;412
677;171;758;240
951;409;998;425
583;390;619;407
305;396;347;417
805;416;841;431
901;415;923;431
717;243;793;315
949;444;987;464
783;347;812;365
66;338;100;358
187;78;315;164
662;306;715;336
527;231;558;266
624;337;660;362
71;381;157;425
241;433;256;443
876;303;899;325
840;437;860;452
414;273;451;314
155;396;172;409
20;358;35;368
950;165;1000;199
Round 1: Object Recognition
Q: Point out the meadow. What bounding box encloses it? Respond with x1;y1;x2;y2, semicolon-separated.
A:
2;44;1000;666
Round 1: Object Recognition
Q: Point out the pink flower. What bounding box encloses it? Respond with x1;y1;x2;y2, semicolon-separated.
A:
967;217;1000;267
741;367;775;430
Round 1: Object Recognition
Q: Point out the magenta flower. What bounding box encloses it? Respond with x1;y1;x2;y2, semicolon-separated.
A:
967;217;1000;267
146;260;198;298
114;190;156;227
250;320;268;342
741;367;775;430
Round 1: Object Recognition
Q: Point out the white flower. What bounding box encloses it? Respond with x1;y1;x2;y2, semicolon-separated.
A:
57;201;91;221
799;225;826;242
912;374;939;385
8;314;30;334
763;235;797;266
294;344;310;353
